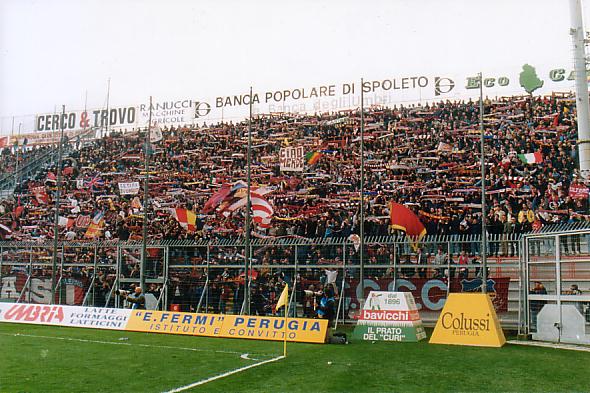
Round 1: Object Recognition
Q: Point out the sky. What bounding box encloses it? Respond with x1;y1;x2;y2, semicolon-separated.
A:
1;0;589;133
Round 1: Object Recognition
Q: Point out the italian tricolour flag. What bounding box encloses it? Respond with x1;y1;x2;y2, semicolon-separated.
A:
518;151;542;164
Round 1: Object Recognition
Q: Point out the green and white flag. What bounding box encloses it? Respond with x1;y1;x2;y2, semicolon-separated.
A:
518;151;542;164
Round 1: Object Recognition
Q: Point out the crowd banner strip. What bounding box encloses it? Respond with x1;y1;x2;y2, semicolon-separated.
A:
429;293;506;347
118;182;140;195
0;303;329;344
353;291;427;342
279;146;304;172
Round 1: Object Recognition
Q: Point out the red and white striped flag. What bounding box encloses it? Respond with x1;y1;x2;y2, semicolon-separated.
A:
251;193;274;228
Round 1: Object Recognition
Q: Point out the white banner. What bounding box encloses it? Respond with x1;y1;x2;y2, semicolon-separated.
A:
279;146;304;172
0;303;131;330
149;124;163;143
118;182;140;195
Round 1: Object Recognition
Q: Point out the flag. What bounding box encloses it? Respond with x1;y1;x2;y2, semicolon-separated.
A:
389;202;426;243
13;197;24;218
31;186;50;204
251;193;274;228
84;174;105;190
170;208;197;232
58;216;75;228
518;152;543;164
305;151;321;165
84;214;104;238
202;183;232;213
276;284;288;310
149;123;163;143
0;136;8;148
46;172;57;184
65;283;85;305
92;211;105;224
62;167;74;176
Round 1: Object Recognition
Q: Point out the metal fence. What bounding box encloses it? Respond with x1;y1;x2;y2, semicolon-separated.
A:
522;229;590;343
3;229;590;330
0;233;529;327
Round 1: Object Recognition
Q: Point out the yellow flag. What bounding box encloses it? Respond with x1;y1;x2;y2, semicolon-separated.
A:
276;284;288;310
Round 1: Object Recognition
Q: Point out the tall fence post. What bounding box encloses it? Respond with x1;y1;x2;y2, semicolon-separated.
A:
92;244;98;307
0;246;3;290
58;245;65;305
293;244;298;318
446;239;451;299
28;246;33;303
163;244;169;310
115;244;122;309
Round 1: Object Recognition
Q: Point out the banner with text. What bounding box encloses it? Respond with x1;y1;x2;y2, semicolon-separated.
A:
279;146;305;172
118;182;141;195
0;303;130;330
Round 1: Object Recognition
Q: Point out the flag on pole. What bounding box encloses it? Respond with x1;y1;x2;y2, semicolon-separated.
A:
276;283;289;357
389;202;426;250
517;152;543;164
276;284;288;310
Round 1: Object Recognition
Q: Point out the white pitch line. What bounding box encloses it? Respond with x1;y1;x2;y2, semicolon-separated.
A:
0;332;271;358
164;355;285;393
507;339;590;352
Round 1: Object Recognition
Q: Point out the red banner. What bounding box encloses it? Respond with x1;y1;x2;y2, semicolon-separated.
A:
344;277;510;318
569;184;589;199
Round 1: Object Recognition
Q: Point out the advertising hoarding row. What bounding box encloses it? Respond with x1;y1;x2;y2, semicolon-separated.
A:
0;303;329;344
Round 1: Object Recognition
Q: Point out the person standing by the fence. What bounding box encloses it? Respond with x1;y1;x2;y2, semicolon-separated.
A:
530;281;547;330
416;248;426;279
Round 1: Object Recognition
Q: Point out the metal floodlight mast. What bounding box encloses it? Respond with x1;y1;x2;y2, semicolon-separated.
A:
141;96;153;292
479;73;487;294
243;86;253;315
51;105;66;304
569;0;590;179
359;78;365;307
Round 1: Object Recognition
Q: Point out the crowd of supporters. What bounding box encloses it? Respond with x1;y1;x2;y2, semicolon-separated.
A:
0;93;586;244
0;93;587;313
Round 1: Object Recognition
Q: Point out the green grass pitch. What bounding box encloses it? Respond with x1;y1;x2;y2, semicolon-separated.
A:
0;323;588;392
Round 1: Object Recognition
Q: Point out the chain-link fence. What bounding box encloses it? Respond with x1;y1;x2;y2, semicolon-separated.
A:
0;233;524;328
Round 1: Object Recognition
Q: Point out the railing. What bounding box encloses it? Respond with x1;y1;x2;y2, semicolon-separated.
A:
1;223;590;330
0;127;98;192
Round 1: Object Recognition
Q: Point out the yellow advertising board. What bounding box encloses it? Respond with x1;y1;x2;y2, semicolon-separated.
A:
219;315;329;343
429;293;506;347
126;310;224;337
125;310;329;344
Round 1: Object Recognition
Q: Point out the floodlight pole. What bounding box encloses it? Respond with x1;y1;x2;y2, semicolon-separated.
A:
359;78;365;308
51;105;66;304
104;77;111;138
141;96;153;292
479;73;487;294
569;0;590;178
244;86;253;315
